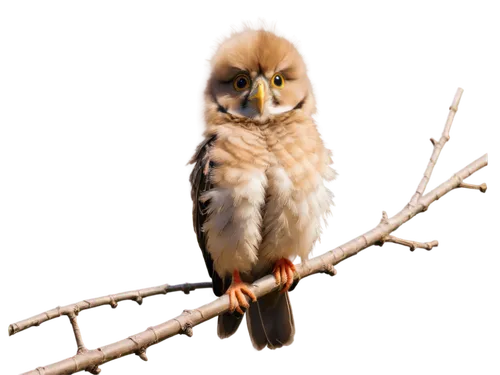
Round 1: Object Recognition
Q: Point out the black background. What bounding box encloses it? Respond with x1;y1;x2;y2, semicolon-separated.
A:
0;15;497;375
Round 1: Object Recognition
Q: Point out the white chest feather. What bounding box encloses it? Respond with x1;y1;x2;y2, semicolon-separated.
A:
203;120;335;277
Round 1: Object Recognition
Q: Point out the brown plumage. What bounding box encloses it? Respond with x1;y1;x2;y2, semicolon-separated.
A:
189;29;335;350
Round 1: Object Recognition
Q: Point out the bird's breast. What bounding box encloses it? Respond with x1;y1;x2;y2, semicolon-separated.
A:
206;118;334;272
209;122;323;202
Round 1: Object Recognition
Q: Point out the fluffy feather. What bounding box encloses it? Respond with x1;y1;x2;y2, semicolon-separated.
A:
190;28;335;348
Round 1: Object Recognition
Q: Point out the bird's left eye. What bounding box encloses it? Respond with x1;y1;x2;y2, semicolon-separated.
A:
233;74;250;91
271;73;285;88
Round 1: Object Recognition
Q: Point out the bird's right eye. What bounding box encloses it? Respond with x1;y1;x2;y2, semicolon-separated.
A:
233;74;250;91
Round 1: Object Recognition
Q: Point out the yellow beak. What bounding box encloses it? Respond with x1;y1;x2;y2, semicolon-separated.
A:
249;81;265;115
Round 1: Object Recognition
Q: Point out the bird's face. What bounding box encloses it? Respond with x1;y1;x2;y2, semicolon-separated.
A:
217;69;300;119
207;29;314;121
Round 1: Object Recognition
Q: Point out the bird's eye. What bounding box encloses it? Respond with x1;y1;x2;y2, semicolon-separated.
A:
271;73;285;88
233;74;250;91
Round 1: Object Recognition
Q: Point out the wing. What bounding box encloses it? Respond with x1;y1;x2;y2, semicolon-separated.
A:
189;135;231;296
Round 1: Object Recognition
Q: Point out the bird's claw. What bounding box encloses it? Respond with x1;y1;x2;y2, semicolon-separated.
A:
273;258;296;293
226;282;256;315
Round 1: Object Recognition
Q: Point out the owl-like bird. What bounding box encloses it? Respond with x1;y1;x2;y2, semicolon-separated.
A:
190;29;335;350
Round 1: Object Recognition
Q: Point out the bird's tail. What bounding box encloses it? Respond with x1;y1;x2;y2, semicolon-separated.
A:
246;290;295;350
217;312;244;339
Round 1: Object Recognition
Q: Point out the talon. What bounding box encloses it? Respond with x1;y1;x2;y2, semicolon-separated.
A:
281;265;288;285
273;258;296;293
236;289;249;309
274;269;281;285
240;284;256;302
227;289;237;312
225;270;256;314
285;265;294;291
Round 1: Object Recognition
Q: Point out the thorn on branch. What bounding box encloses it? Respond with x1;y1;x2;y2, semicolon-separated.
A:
183;326;194;337
384;235;439;252
380;211;389;225
420;206;431;215
322;264;337;276
135;348;148;361
376;209;389;247
109;296;118;309
177;310;194;337
430;137;437;146
135;292;143;305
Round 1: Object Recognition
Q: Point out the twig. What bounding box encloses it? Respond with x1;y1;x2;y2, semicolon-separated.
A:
380;208;441;253
409;88;464;208
68;314;86;354
12;89;488;375
17;154;488;375
458;182;487;193
8;282;212;337
381;235;439;251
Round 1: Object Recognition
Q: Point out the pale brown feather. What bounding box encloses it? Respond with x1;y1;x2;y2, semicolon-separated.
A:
190;28;335;346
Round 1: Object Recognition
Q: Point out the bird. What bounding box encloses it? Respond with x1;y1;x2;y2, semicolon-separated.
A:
189;28;335;350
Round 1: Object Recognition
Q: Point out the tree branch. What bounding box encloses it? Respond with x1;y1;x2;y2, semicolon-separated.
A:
8;282;212;337
10;89;488;375
380;235;439;251
409;88;463;208
458;182;487;193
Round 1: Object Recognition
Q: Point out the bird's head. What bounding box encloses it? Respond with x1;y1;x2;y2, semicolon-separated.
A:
206;29;315;122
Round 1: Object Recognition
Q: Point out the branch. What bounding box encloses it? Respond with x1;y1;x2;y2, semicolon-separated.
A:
458;182;487;193
409;88;463;207
12;89;488;375
19;155;488;375
377;213;439;251
8;282;212;336
380;235;439;251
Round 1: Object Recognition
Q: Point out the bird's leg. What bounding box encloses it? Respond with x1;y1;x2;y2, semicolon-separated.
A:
226;270;257;315
273;258;296;293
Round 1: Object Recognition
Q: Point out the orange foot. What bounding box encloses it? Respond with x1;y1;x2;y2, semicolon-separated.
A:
273;258;296;293
226;270;257;315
